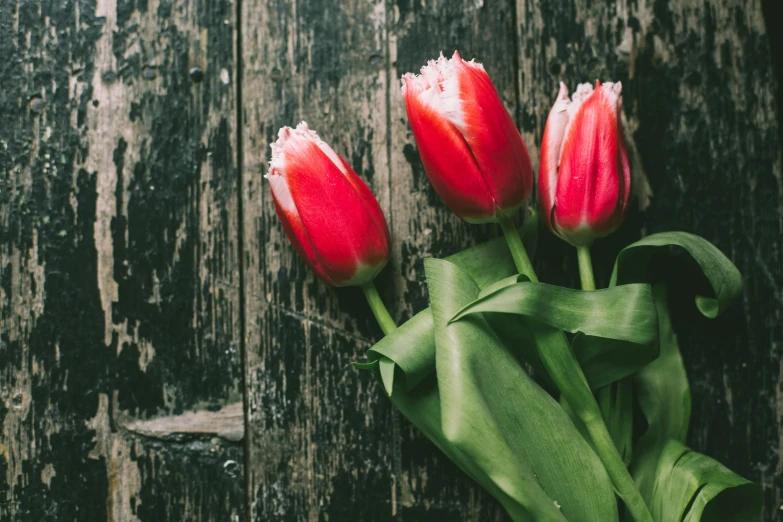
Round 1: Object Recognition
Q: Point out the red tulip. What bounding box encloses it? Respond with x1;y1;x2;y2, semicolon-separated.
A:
538;81;631;246
401;51;533;223
266;122;390;286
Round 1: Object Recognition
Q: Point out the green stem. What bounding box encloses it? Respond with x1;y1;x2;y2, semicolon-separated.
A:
583;415;652;522
497;213;538;282
576;245;596;291
498;216;652;522
361;280;397;335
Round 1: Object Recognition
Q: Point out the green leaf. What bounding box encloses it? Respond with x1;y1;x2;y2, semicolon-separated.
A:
477;274;528;298
608;233;737;502
629;285;695;515
451;282;657;343
378;356;396;397
642;439;760;522
355;310;434;392
389;375;540;522
610;231;742;318
635;287;691;453
608;232;759;520
476;274;559;391
423;258;619;522
484;312;558;393
450;281;659;389
596;379;634;466
607;233;741;465
573;336;654;390
558;379;635;469
356;227;526;393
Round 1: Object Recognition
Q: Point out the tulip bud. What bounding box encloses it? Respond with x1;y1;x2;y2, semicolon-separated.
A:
538;81;631;246
266;122;390;286
401;51;533;223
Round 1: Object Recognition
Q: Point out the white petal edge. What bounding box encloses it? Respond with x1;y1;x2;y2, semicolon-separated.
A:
559;82;593;163
401;52;471;134
268;121;347;178
545;82;571;207
265;167;297;213
598;81;622;110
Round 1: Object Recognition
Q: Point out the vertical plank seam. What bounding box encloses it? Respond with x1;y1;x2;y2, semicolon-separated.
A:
761;0;783;166
383;1;404;519
234;0;252;516
511;0;540;266
385;0;395;237
510;0;523;132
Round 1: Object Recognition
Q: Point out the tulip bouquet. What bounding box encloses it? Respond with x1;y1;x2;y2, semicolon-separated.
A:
266;52;759;521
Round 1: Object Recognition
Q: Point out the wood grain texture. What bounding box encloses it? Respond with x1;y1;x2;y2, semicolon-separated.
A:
0;0;244;519
240;0;399;520
1;0;780;519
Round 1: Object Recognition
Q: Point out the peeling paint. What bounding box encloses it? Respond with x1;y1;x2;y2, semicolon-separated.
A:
0;0;243;517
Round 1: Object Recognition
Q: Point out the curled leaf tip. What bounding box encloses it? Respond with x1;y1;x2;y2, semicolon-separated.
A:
379;356;396;397
352;360;379;371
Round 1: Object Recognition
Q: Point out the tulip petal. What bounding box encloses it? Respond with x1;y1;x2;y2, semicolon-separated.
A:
289;122;349;175
447;53;533;212
337;155;392;250
538;82;570;232
285;123;391;252
402;74;496;221
560;82;594;157
268;124;389;285
554;81;626;245
270;194;335;285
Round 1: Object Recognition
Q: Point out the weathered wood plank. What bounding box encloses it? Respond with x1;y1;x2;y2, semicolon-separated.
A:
240;0;399;520
0;0;244;519
387;0;523;520
241;0;522;520
515;0;782;518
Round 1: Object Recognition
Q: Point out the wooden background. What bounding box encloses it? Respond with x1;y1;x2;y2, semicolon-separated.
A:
1;0;781;520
